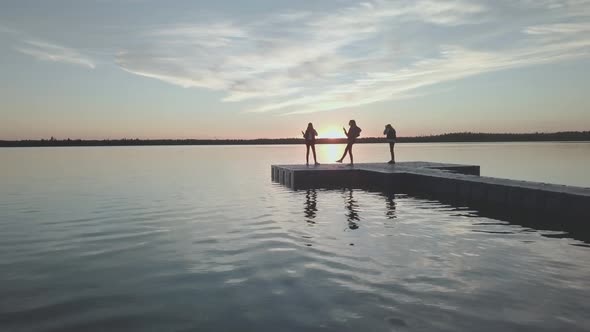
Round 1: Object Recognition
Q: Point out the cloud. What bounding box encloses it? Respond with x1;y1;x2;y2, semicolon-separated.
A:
16;40;96;69
0;25;20;34
115;0;590;114
524;22;590;35
267;40;590;115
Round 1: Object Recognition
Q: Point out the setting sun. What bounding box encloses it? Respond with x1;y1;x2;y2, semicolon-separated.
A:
319;126;345;139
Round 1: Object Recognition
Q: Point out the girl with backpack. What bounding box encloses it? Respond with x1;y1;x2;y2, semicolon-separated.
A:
384;124;396;164
336;120;361;166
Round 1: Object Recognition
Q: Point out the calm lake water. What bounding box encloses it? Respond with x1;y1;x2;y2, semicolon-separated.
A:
1;143;589;332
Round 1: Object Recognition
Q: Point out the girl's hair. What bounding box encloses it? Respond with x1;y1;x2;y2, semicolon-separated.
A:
386;124;393;129
307;122;314;129
349;120;356;127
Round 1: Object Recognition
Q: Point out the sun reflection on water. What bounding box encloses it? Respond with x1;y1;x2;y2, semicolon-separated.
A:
317;144;343;162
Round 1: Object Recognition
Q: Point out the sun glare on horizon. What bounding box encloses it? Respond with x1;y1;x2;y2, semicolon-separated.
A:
319;126;345;139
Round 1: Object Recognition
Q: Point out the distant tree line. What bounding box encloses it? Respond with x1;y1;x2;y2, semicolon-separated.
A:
1;131;589;147
394;131;590;143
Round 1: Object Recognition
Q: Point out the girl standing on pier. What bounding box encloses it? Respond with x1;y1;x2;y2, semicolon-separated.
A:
384;124;396;164
336;120;361;166
302;123;320;166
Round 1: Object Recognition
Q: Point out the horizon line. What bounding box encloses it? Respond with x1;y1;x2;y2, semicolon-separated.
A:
2;130;589;142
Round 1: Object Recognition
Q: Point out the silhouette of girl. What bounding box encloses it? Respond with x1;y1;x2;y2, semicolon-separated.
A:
384;124;396;164
336;120;361;165
302;123;320;166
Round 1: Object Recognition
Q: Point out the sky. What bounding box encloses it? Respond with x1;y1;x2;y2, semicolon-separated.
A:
0;0;589;140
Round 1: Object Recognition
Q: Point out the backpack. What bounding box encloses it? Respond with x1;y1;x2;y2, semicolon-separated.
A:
386;126;396;139
353;127;362;138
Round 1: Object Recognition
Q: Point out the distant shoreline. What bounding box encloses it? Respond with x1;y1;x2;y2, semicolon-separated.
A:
1;132;589;147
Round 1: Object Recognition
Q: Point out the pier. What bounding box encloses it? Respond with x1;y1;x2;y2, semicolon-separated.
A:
272;162;590;234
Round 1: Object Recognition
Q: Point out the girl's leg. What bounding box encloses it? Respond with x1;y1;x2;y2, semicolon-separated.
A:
311;144;319;164
306;144;310;165
389;143;394;162
349;143;354;165
338;144;349;162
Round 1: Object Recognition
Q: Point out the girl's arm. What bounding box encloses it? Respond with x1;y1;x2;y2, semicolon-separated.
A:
343;127;348;136
314;129;318;136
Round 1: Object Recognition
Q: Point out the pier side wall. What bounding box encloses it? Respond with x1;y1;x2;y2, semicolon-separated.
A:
271;163;590;232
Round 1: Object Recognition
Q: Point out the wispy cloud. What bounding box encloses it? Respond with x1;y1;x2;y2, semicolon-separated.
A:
0;25;20;34
16;40;96;69
115;0;590;114
524;22;590;35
